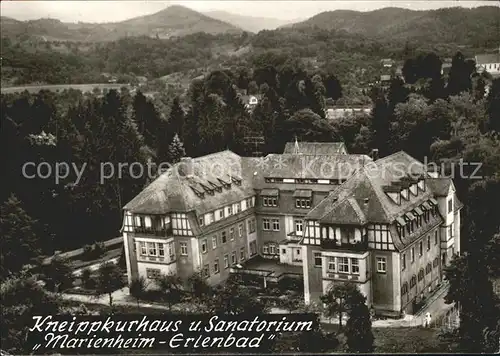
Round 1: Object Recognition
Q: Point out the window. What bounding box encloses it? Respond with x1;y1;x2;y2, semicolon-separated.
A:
231;252;237;265
268;243;278;255
249;241;257;256
426;263;432;274
172;213;192;236
222;231;227;244
272;219;280;231
227;206;233;216
223;254;229;269
263;219;271;231
282;249;286;254
351;258;359;274
263;196;278;207
338;257;349;273
376;257;387;273
433;257;439;268
410;275;417;288
139;241;147;255
427;236;431;251
198;216;204;227
263;244;269;254
328;257;336;271
295;199;311;209
314;252;322;267
448;223;455;238
158;243;164;256
219;210;225;219
202;264;210;278
248;218;256;233
201;239;207;254
146;268;161;279
435;231;438;245
402;253;406;270
419;241;423;257
418;269;424;281
235;202;241;213
214;259;220;274
148;242;156;256
295;219;304;235
212;235;218;249
411;247;415;263
448;198;453;213
402;282;409;295
230;228;235;241
180;242;188;256
238;223;243;238
240;247;245;261
296;249;301;255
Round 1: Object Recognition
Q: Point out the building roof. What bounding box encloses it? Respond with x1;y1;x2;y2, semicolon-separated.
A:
476;53;500;65
283;142;346;155
123;151;254;215
245;153;372;186
307;151;433;225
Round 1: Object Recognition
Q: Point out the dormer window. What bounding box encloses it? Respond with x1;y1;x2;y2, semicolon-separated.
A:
447;198;453;213
231;176;242;186
260;188;279;207
190;186;205;198
217;178;231;189
199;183;214;195
294;189;312;209
401;188;409;200
207;181;222;192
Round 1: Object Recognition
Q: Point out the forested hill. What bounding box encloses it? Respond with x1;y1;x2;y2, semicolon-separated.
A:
289;6;499;47
0;5;241;42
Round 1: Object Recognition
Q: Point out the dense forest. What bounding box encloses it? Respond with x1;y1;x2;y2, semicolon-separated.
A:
2;11;498;88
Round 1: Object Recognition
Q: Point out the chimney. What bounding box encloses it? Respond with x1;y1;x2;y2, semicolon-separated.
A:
371;149;379;161
177;157;194;178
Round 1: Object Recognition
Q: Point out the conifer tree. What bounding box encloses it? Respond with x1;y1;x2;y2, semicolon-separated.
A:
167;133;186;164
0;194;40;278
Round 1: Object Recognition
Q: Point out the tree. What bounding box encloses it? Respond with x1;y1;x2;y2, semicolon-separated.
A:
447;52;474;97
286;109;336;142
129;276;147;308
156;273;183;310
486;78;500;132
167;133;186;164
1;276;62;354
323;73;343;101
444;253;499;353
80;267;94;289
280;291;302;313
208;275;268;315
94;262;124;309
320;283;354;329
343;286;374;353
169;96;185;139
0;194;40;278
42;256;74;293
187;272;212;300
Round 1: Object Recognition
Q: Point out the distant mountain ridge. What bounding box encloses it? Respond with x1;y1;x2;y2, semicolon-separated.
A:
0;5;242;42
289;6;499;45
204;11;299;33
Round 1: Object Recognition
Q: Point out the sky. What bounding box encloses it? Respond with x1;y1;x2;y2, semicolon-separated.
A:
0;1;496;23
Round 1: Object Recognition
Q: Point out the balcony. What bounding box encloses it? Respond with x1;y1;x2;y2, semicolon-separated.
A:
134;226;172;237
321;239;368;251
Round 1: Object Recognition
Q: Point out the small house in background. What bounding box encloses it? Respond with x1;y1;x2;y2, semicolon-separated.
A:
240;94;262;112
380;74;392;88
475;51;500;77
441;63;452;76
381;58;395;68
325;106;372;121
